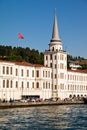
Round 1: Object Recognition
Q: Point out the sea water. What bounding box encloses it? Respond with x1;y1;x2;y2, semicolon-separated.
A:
0;105;87;130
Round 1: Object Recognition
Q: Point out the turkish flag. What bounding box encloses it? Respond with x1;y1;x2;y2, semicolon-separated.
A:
18;33;24;39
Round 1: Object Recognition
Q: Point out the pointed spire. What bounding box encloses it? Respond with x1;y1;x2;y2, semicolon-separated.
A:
51;9;61;42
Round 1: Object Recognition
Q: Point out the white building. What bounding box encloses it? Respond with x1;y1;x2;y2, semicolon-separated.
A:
69;62;82;70
0;61;52;101
0;10;87;101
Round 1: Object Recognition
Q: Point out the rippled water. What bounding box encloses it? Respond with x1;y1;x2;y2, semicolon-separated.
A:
0;105;87;130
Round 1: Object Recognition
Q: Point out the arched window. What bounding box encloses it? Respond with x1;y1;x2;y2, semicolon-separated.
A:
36;82;39;88
3;66;5;74
6;67;9;74
3;80;5;88
10;67;12;75
27;82;29;88
16;81;18;88
21;81;24;89
46;82;47;89
7;80;9;88
10;80;13;88
52;47;54;51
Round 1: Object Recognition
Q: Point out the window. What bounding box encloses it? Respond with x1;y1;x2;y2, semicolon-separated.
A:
16;81;18;88
3;66;5;74
7;80;9;88
51;73;53;78
46;82;47;89
36;70;39;77
49;83;50;89
55;74;57;78
52;47;54;51
46;56;48;60
50;63;52;67
55;64;56;68
86;86;87;90
55;55;56;60
68;74;69;80
60;63;64;69
27;70;29;77
43;71;44;77
68;85;69;90
16;68;18;76
21;81;24;89
46;71;47;77
36;82;39;88
32;70;34;77
10;67;12;75
60;84;64;90
55;85;57;89
10;80;13;88
6;67;9;74
60;54;64;60
27;82;29;88
43;82;45;89
60;73;64;79
50;54;52;60
21;69;24;76
3;80;5;88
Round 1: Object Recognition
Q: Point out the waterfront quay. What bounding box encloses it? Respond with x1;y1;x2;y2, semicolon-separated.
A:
0;100;85;109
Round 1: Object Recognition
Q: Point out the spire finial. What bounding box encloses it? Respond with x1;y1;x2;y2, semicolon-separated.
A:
51;9;60;42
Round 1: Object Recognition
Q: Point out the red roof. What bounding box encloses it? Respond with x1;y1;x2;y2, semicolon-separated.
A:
68;69;87;74
0;60;44;68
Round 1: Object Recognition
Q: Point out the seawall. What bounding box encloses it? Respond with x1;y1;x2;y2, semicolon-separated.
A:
0;100;86;109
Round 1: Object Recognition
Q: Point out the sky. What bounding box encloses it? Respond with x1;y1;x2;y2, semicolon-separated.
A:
0;0;87;58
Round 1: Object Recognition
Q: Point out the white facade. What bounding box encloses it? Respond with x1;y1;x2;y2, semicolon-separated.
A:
0;61;52;101
67;70;87;97
0;10;87;101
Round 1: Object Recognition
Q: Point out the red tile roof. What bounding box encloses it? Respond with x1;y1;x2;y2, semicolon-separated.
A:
68;69;87;74
0;60;44;68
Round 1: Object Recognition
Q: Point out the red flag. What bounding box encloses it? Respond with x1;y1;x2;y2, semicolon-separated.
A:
18;33;24;39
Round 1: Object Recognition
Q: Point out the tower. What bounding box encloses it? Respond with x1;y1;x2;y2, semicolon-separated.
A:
49;9;62;52
44;9;67;99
